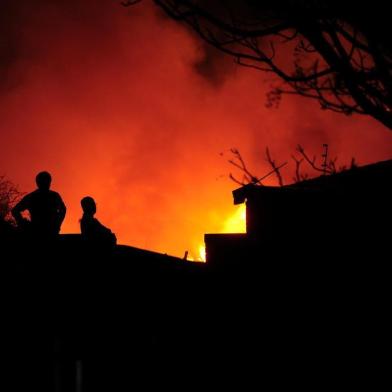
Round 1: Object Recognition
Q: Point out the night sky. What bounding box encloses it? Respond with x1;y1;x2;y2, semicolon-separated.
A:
1;0;391;259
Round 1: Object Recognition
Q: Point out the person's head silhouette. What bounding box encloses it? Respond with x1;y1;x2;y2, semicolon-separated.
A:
81;196;96;216
36;171;52;191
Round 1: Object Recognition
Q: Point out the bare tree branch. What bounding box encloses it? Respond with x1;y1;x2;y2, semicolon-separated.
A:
296;144;332;174
121;0;142;6
265;147;284;186
125;1;392;130
228;148;262;185
227;144;358;188
291;154;307;183
227;148;287;186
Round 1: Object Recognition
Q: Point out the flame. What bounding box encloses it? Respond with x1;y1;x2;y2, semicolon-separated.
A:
189;204;246;262
198;245;206;262
221;204;246;234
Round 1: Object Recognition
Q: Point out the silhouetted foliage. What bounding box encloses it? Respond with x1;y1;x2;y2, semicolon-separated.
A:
127;1;392;130
228;144;357;186
0;175;22;222
227;148;288;186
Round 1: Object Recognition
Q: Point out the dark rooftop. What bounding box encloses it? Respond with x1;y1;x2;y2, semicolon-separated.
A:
233;158;392;204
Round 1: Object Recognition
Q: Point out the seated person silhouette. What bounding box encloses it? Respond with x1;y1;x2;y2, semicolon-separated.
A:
80;196;116;247
12;171;66;237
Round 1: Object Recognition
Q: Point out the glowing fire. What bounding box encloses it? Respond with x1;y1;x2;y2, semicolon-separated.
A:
189;204;246;262
221;204;246;234
4;1;390;268
198;245;207;262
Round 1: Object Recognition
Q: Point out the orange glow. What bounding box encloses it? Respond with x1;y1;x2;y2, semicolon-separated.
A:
1;1;391;260
187;245;206;263
221;204;246;234
198;245;206;262
190;204;246;262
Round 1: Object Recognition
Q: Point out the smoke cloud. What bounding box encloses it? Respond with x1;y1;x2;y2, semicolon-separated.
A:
1;0;391;258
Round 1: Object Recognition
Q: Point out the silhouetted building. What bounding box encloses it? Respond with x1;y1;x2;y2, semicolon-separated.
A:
205;159;392;267
4;233;206;392
4;160;391;391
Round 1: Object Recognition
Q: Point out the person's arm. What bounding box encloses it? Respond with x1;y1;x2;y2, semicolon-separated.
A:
80;216;92;237
58;196;66;225
80;218;86;236
11;195;30;225
55;194;66;229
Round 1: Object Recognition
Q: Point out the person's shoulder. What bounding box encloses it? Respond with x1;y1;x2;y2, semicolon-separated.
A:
83;216;100;228
13;190;38;210
81;214;93;223
21;190;36;201
49;190;64;200
93;217;105;228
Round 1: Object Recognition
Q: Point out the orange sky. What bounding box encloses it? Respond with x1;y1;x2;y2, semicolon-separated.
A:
1;0;391;259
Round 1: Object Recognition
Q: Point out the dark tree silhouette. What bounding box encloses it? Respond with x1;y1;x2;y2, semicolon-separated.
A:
0;175;22;222
125;1;392;130
227;147;287;186
227;144;357;186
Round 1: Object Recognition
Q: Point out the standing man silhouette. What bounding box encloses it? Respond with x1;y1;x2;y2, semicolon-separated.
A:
12;171;66;237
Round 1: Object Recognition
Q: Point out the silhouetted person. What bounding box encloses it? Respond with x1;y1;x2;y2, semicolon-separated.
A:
12;171;66;237
80;196;116;247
